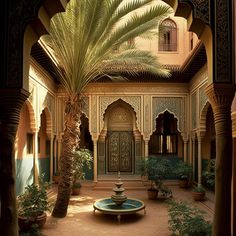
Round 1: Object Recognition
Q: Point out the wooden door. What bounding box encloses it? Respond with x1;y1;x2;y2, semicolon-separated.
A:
108;131;133;172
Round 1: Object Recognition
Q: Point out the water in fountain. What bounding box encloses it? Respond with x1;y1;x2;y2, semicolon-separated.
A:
111;172;127;206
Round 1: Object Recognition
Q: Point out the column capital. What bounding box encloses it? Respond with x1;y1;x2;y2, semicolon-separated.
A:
197;130;205;140
0;88;30;123
182;133;189;142
205;83;236;109
205;83;235;136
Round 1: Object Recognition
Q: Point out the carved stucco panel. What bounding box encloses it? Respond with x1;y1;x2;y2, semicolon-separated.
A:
187;0;210;25
152;97;184;132
191;92;197;129
215;1;231;82
143;95;151;137
91;95;98;133
199;85;208;115
100;96;141;133
81;96;89;118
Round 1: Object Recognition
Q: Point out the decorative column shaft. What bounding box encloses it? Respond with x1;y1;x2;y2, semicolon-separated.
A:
34;130;39;184
144;140;149;158
0;89;29;236
192;134;196;181
50;134;54;182
197;132;203;186
93;140;98;183
183;139;188;163
205;84;236;236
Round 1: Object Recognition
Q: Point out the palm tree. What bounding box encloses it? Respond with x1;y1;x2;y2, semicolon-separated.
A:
43;0;171;218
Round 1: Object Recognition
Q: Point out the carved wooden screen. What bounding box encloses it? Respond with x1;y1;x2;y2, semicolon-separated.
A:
108;131;133;172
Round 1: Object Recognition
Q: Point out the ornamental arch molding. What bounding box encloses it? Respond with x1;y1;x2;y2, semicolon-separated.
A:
40;106;53;137
152;97;184;133
199;101;211;135
100;97;141;133
25;100;37;132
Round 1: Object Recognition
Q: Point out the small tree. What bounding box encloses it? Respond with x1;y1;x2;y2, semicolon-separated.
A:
140;157;172;197
73;148;93;184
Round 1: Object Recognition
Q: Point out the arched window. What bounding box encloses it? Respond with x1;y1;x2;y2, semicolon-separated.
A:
149;111;178;155
159;19;177;51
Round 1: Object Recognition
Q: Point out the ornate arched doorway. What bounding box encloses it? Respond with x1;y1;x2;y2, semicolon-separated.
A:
98;99;141;175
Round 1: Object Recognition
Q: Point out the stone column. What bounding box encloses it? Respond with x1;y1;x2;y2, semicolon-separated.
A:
49;134;54;182
205;84;236;235
93;140;98;183
144;139;149;158
197;131;204;186
183;138;188;163
33;130;39;184
191;133;196;181
0;89;29;236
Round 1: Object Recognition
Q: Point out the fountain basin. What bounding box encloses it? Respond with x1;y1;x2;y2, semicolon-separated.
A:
93;198;146;223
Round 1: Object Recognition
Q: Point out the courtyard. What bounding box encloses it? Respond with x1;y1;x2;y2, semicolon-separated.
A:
42;182;214;236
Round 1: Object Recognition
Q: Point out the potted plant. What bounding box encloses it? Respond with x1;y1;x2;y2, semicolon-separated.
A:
72;148;93;195
52;170;61;184
140;157;172;199
167;199;212;235
192;185;206;201
17;176;52;232
174;160;192;188
202;159;215;191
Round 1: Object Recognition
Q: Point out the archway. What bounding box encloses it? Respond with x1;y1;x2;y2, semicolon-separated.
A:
98;99;140;176
38;108;53;182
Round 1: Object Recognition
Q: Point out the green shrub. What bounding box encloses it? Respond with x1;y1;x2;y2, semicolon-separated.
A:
202;159;215;190
140;157;172;197
174;160;192;180
167;199;212;236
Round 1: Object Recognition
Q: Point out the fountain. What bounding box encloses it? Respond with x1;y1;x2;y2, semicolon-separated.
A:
93;172;146;223
111;172;127;205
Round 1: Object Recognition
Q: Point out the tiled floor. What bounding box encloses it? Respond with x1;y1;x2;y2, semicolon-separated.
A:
42;183;214;236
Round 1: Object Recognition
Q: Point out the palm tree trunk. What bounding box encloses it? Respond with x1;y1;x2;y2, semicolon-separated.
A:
52;94;81;218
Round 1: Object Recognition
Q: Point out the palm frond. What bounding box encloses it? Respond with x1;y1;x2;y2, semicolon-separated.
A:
103;49;171;78
41;0;172;93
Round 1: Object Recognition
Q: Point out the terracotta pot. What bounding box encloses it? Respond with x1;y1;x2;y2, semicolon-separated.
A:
18;212;47;232
147;189;158;200
179;178;189;188
53;175;61;184
71;186;81;195
192;191;205;201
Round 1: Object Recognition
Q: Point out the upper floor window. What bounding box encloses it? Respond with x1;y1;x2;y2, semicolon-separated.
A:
159;19;177;52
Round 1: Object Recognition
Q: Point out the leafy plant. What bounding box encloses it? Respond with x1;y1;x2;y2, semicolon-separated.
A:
167;199;212;236
140;157;172;197
174;160;192;180
192;185;206;193
73;148;93;184
202;159;215;189
17;176;52;219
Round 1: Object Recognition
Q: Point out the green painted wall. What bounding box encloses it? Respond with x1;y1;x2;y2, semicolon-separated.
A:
16;157;50;195
16;158;34;195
